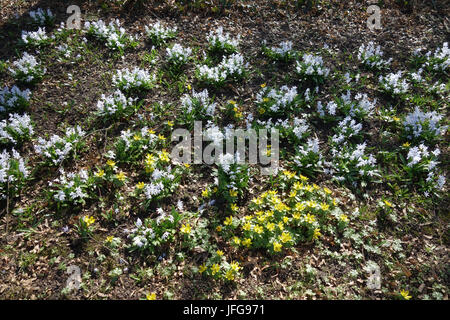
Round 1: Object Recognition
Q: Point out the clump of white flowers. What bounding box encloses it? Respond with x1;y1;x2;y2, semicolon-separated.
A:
127;209;181;254
423;42;449;72
295;53;330;84
49;169;92;207
293;138;324;177
0;149;29;199
0;86;31;113
326;142;380;188
379;71;409;96
35;126;85;165
338;91;376;120
29;8;55;26
316;100;338;121
0;113;34;145
166;43;192;67
357;42;392;70
252;116;309;142
145;21;177;46
403;107;447;142
113;128;157;163
196;53;248;86
85;19;136;54
21;27;49;47
180;89;216;125
9;52;46;84
112;67;156;94
330;117;363;145
405;144;445;194
207;26;240;54
96;90;137;120
255;85;299;116
216;152;249;203
262;40;297;62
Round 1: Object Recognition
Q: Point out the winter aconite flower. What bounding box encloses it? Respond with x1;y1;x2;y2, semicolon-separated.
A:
400;290;412;300
180;223;192;234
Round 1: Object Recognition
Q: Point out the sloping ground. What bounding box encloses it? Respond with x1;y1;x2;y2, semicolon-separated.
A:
0;0;448;299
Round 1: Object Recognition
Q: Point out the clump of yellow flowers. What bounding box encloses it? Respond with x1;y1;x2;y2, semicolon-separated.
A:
198;249;242;282
219;172;344;254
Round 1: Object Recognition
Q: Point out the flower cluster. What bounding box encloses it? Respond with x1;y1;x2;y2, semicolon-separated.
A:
423;42;449;72
29;8;55;26
255;85;299;117
180;89;216;126
112;67;156;94
145;22;177;46
316;100;338;121
357;42;392;70
96;89;137;120
196;53;248;86
48;169;92;207
127;209;181;253
198;253;242;281
9;52;46;84
293;138;324;177
0;113;34;145
21;27;50;47
113;128;157;164
207;26;240;54
379;71;409;96
330;116;363;145
295;53;330;84
34;126;85;165
403;107;447;142
337;91;376;120
215;152;250;204
220;176;343;254
326;142;380;187
252;116;309;142
0;149;29;199
166;43;192;68
262;40;297;62
85;19;136;54
0;86;31;113
405;144;445;194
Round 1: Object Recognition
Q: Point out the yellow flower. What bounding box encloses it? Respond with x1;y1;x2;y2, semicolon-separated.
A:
146;293;156;300
305;213;316;224
147;129;155;135
230;261;241;272
82;215;95;227
233;237;241;245
180;223;191;234
216;226;222;232
293;212;301;220
283;216;289;224
159;150;170;162
106;235;114;243
278;221;284;231
279;232;292;243
106;160;116;168
273;241;282;252
199;264;207;274
259;107;266;114
320;203;330;211
266;222;275;232
289;190;297;198
242;238;252;247
230;204;238;212
187;84;191;90
201;188;210;198
115;171;126;182
263;97;269;102
260;83;266;88
340;214;349;223
402;142;410;148
254;225;264;234
225;270;235;281
295;202;306;212
211;264;220;275
158;134;166;141
299;175;308;181
95;169;105;178
312;228;321;240
228;100;236;105
242;222;252;231
216;250;224;256
224;216;233;226
384;200;392;207
400;290;412;300
167;120;174;127
229;189;238;197
393;116;400;122
183;163;190;168
323;187;332;195
133;134;141;141
136;182;145;190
